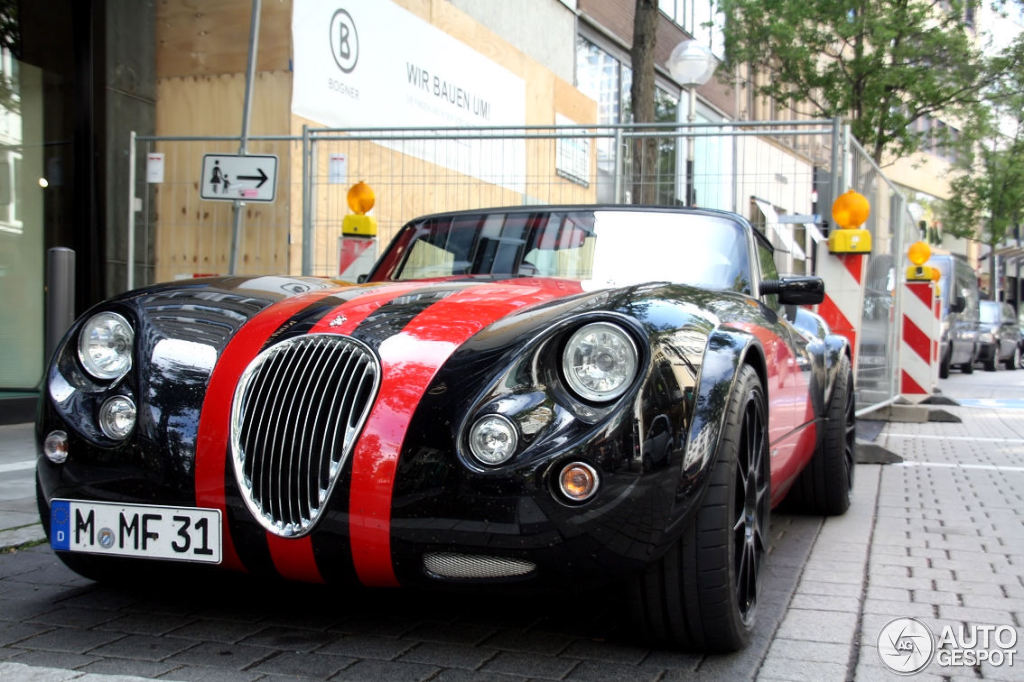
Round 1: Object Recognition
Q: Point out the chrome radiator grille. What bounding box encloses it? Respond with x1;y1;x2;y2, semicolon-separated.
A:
230;334;379;537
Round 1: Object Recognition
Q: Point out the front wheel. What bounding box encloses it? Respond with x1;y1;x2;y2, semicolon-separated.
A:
939;344;951;379
627;364;768;652
786;354;855;515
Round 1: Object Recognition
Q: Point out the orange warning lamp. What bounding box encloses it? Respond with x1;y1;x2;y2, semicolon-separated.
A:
905;240;938;282
347;181;375;215
342;181;378;237
827;189;872;253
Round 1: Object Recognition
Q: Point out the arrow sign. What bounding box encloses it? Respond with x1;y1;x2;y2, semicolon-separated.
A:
236;168;269;187
201;154;278;202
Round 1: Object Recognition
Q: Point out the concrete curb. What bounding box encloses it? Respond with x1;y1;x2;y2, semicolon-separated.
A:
0;522;45;550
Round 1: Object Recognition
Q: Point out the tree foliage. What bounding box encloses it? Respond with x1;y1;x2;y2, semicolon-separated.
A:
719;0;1005;163
942;37;1024;291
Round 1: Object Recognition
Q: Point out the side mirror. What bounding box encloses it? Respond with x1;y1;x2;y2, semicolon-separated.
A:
950;295;966;313
760;276;825;305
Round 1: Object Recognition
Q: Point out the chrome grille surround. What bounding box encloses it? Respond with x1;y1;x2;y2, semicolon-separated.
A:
230;334;380;537
423;552;537;580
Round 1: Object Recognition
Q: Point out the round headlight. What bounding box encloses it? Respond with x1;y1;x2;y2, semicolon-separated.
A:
562;322;638;402
78;312;134;380
98;396;136;440
468;414;519;466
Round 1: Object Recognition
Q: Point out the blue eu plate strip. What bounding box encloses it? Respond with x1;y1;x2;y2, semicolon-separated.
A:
50;499;70;550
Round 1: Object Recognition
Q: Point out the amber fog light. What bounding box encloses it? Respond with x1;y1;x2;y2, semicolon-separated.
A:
44;430;69;464
559;462;599;502
98;396;136;440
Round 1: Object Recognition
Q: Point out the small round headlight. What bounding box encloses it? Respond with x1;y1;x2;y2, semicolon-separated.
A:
78;312;134;380
562;321;638;402
98;396;136;440
468;414;518;466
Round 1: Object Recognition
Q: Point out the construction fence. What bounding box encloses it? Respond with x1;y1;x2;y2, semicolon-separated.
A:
128;120;920;413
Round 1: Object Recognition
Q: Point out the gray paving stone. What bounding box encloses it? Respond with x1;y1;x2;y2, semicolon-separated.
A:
865;585;910;602
153;664;262;681
788;594;862;613
249;650;356;677
936;605;1020;624
88;634;198;662
9;627;123;655
237;625;338;652
77;657;181;678
162;640;277;670
757;655;848;681
396;641;499;670
480;651;580;679
165;618;267;644
775;609;858;644
795;580;862;598
564;660;662;681
764;638;850;664
315;633;416;660
861;598;935;618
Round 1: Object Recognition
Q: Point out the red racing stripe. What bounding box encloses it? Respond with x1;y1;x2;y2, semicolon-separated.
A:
348;280;583;587
195;290;338;572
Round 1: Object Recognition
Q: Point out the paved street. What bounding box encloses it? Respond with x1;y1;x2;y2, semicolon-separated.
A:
0;368;1022;681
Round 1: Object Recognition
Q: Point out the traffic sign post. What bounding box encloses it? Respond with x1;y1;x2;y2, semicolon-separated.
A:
200;154;278;202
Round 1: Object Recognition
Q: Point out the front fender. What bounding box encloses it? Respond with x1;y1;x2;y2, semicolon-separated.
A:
667;328;763;526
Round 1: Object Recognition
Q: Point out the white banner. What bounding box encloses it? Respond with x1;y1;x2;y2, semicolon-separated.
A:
292;0;527;191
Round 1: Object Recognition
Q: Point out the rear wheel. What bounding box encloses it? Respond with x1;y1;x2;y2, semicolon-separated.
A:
786;354;854;515
1004;345;1020;370
627;364;768;652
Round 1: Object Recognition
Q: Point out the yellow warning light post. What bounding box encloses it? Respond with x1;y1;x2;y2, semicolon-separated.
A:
827;189;872;253
342;181;378;237
905;240;939;283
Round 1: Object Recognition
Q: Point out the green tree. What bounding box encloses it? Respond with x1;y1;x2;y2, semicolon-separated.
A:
942;41;1024;296
719;0;1005;164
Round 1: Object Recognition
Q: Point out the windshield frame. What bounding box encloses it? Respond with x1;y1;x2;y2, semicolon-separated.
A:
368;207;756;293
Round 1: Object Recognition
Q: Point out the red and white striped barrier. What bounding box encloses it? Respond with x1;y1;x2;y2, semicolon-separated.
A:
815;248;868;371
899;280;941;397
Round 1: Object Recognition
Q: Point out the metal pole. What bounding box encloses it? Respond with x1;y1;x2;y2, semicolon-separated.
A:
127;130;136;290
230;0;261;275
686;85;696;207
302;124;312;276
45;247;75;365
829;116;841;215
613;127;624;204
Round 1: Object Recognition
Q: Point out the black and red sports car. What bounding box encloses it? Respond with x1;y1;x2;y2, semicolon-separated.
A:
36;206;854;651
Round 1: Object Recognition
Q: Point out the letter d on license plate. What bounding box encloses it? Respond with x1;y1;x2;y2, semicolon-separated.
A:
50;499;222;564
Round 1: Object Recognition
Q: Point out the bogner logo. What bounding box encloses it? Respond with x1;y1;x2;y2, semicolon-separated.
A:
330;8;359;73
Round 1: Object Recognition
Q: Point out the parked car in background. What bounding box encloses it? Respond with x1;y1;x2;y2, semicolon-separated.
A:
926;253;980;378
977;300;1022;370
35;205;855;653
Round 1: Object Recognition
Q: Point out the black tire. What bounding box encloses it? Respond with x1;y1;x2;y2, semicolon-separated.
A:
939;344;951;379
786;354;854;516
627;364;768;652
984;353;997;371
1004;345;1020;371
961;350;975;374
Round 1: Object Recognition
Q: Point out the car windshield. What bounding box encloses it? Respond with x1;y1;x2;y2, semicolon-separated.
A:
980;300;999;324
376;209;752;292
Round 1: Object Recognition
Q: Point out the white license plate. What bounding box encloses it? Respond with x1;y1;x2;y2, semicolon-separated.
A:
50;499;221;564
